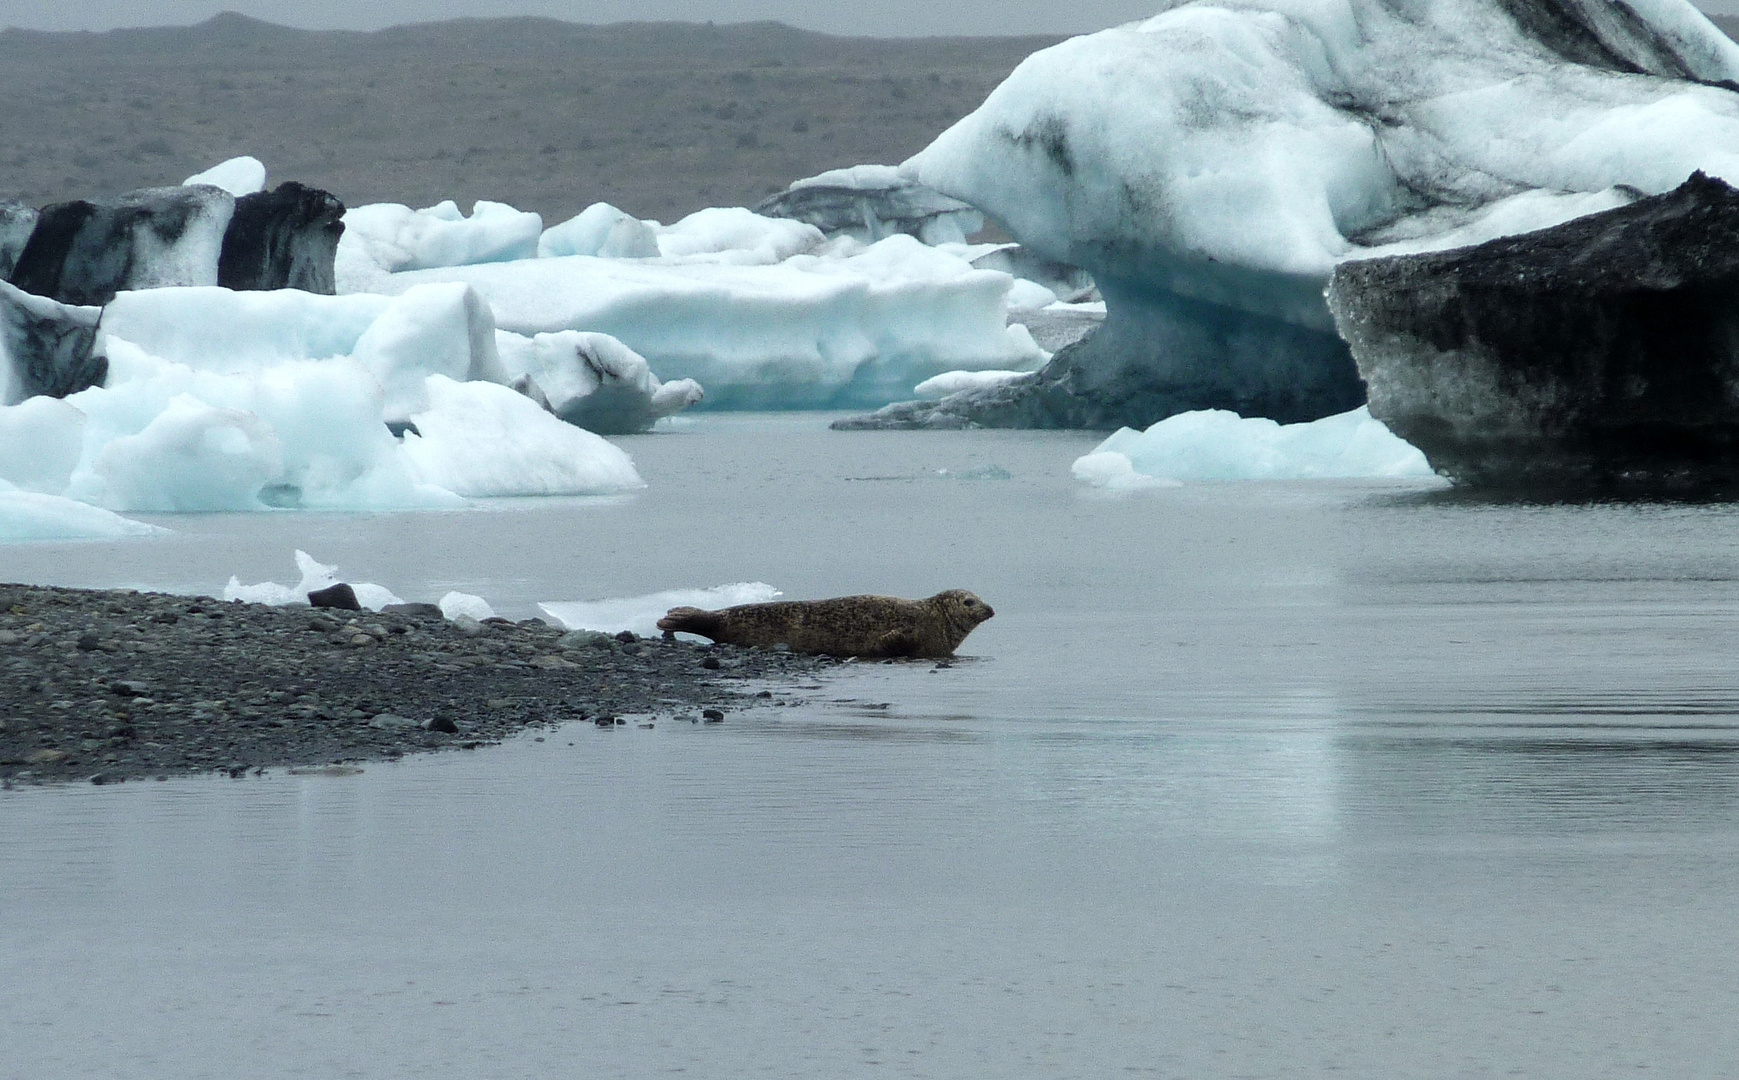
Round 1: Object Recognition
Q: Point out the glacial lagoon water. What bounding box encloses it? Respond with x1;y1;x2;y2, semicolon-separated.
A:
5;413;1739;1078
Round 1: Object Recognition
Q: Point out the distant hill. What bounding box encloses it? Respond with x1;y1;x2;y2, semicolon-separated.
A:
0;14;1060;224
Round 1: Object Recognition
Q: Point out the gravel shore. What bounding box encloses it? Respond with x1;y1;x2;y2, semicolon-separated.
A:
0;582;845;787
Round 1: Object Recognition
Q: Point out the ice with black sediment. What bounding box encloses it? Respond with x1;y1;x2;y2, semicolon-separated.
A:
854;0;1739;430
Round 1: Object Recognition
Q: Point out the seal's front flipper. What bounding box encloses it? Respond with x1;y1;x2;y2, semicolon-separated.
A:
871;628;921;658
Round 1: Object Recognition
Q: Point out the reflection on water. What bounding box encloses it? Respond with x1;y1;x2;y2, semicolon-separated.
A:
6;415;1739;1077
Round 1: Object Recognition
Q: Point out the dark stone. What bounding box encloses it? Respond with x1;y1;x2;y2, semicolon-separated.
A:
8;185;235;306
422;716;459;734
0;280;105;404
0;200;38;280
702;708;725;722
110;680;151;697
217;181;345;294
1328;171;1739;492
381;602;444;619
700;656;721;670
386;420;421;439
306;583;362;611
77;633;100;651
614;630;637;643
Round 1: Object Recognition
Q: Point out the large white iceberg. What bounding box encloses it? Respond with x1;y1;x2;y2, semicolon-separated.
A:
897;0;1739;427
371;233;1048;409
1072;405;1436;486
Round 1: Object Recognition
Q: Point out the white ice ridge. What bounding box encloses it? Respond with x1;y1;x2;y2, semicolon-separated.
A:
367;233;1048;409
1071;406;1437;487
904;0;1739;318
913;369;1029;399
539;582;782;639
182;156;267;197
223;550;404;610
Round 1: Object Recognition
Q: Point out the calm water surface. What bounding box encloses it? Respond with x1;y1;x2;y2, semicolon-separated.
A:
4;414;1739;1078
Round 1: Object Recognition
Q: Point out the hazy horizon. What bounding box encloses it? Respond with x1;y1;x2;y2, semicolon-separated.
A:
1;1;1167;38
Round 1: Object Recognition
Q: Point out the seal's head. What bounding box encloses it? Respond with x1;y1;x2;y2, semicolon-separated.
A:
930;589;995;648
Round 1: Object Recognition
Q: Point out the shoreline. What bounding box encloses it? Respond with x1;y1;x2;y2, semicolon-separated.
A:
0;582;844;788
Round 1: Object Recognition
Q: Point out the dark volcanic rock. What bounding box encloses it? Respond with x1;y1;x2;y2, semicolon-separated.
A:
0;200;38;280
0;280;105;405
835;281;1362;431
1327;171;1739;491
306;583;362;611
8;185;235;306
217;181;345;294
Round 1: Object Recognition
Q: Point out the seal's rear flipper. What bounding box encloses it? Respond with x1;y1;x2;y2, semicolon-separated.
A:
657;606;724;640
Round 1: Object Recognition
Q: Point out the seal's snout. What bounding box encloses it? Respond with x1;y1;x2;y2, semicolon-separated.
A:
982;603;995;620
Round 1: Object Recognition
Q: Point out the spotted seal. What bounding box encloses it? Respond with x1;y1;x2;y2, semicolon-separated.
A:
656;589;994;658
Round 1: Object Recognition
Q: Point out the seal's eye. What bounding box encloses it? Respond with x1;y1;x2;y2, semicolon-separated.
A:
964;599;976;607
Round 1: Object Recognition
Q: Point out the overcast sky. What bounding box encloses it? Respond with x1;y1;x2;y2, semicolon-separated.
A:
1;0;1189;36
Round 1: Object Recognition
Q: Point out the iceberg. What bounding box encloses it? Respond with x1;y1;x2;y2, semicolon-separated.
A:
0;200;37;280
538;203;660;260
494;330;702;435
183;156;268;197
0;482;162;542
336;199;543;286
217;181;346;294
10;185;236;306
1072;406;1436;486
224;550;404;610
539;582;781;639
371;233;1047;409
95;282;503;421
879;0;1739;429
438;591;495;622
756;164;984;245
1329;171;1739;490
0;281;105;406
398;376;645;497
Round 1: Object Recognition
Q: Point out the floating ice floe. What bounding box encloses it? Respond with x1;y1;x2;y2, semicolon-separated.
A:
224;549;404;610
371;232;1047;409
438;591;496;622
886;0;1739;430
0;481;162;541
1071;406;1437;488
539;582;781;639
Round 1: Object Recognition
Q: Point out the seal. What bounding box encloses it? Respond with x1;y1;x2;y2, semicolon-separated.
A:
656;589;994;658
